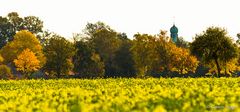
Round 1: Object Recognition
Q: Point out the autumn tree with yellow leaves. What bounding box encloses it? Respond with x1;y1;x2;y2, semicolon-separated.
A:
171;47;199;75
131;33;157;77
0;30;45;78
131;31;199;77
154;31;199;76
206;58;240;76
0;30;45;67
14;48;40;77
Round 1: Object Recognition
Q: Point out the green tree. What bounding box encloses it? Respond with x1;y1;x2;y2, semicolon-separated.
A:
0;12;44;48
83;21;112;38
176;37;189;48
113;33;136;77
44;35;76;78
83;22;121;77
237;33;240;44
0;16;14;48
73;41;105;78
7;12;24;33
23;16;43;35
117;33;128;40
190;27;238;77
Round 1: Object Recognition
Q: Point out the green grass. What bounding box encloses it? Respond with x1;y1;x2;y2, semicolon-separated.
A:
0;78;239;111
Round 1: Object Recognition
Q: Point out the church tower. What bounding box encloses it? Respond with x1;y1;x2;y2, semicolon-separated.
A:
170;24;178;43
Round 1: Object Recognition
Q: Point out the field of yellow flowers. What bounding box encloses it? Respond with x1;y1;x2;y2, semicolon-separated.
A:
0;78;239;111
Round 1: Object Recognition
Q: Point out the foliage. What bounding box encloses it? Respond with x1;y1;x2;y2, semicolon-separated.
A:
76;27;134;77
237;33;240;44
171;48;199;74
22;16;43;34
131;33;157;77
0;55;13;79
0;16;15;48
83;22;121;77
113;37;136;77
154;31;198;75
0;78;239;111
207;58;240;76
7;12;24;33
153;31;175;75
0;30;45;66
14;48;40;77
1;12;240;77
83;21;112;38
190;27;238;77
0;12;43;48
44;35;76;78
0;55;4;64
73;41;105;78
131;31;199;77
176;36;189;48
91;29;120;63
117;32;128;40
0;65;12;79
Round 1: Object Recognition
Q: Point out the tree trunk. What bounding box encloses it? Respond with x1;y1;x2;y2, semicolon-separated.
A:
57;67;61;78
214;58;221;77
224;66;227;76
57;71;60;78
164;67;170;77
56;64;61;78
180;68;183;75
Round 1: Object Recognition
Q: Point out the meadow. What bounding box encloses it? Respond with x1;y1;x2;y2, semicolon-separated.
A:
0;78;239;112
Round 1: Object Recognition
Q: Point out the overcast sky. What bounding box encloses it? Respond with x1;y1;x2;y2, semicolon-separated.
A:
1;0;240;41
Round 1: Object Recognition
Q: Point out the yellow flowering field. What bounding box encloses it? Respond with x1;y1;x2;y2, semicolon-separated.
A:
0;78;239;112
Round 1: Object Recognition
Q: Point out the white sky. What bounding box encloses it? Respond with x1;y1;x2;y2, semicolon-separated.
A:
1;0;240;41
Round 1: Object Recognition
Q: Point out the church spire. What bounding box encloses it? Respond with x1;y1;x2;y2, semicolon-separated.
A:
173;16;175;25
170;17;178;43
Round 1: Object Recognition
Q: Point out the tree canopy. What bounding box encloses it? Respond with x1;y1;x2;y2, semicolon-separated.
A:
83;22;122;77
43;35;76;78
73;40;105;78
0;12;43;48
0;30;45;66
14;48;40;77
190;27;238;77
1;12;240;79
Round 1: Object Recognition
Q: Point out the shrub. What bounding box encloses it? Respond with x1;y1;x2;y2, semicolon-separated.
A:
0;65;13;79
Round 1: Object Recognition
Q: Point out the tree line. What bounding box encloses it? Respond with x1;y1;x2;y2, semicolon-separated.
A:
0;12;239;79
